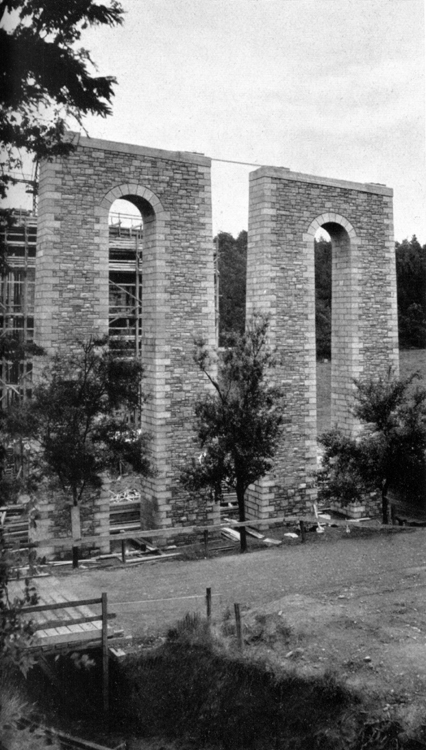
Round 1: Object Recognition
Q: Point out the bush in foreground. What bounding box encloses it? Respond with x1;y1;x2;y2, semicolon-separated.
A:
111;613;401;750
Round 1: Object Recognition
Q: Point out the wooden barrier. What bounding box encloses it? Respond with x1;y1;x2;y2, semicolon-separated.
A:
27;513;386;552
20;593;112;714
206;587;212;620
234;603;243;651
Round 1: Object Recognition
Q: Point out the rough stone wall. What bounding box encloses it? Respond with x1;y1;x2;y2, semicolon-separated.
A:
246;167;398;518
35;136;217;530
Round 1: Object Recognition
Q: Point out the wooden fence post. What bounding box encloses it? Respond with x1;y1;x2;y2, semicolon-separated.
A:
299;520;306;543
71;506;81;569
206;587;212;620
234;603;243;651
121;538;126;564
101;592;109;716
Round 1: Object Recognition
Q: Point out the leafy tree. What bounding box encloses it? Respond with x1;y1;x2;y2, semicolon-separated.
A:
0;0;123;274
0;526;59;749
181;314;285;552
1;0;124;199
318;370;426;523
0;527;38;672
2;337;151;565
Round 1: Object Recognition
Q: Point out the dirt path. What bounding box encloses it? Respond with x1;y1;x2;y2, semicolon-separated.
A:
54;527;426;637
38;526;426;734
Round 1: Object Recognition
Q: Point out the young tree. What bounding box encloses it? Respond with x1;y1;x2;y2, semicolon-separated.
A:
3;337;151;565
181;314;285;552
318;370;426;523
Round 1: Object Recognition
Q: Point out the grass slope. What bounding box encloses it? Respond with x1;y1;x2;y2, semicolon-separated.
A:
111;614;425;750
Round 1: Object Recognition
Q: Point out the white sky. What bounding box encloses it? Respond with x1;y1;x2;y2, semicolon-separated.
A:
9;0;426;243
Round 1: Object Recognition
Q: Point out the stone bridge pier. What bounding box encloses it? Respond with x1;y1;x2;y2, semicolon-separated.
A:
35;135;217;530
246;167;398;519
35;135;398;527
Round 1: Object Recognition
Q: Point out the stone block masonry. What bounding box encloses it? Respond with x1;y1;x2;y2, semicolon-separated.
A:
246;167;398;519
35;135;217;530
35;136;398;531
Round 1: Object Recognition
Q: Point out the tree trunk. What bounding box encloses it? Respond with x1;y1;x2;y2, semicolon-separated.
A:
236;482;247;553
71;497;81;569
381;479;389;525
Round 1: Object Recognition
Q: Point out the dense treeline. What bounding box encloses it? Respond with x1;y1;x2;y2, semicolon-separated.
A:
217;230;247;345
314;239;332;358
217;232;426;354
395;236;426;348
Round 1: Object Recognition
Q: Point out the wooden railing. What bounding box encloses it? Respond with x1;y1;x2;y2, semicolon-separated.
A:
22;594;112;713
29;512;385;552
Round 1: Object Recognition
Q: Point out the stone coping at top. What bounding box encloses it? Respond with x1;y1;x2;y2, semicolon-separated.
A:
249;166;393;196
66;132;211;167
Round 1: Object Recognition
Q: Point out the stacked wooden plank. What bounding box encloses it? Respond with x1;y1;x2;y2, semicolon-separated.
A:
109;498;140;533
0;503;29;547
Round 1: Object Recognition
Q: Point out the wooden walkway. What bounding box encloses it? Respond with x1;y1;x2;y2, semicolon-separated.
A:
11;576;121;652
8;576;121;713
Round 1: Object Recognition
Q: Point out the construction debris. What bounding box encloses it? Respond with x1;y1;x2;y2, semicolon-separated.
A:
221;517;283;547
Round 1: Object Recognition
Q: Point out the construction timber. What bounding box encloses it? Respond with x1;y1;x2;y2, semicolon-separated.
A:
0;210;143;404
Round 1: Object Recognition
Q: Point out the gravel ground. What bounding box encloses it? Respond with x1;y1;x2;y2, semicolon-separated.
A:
56;526;426;638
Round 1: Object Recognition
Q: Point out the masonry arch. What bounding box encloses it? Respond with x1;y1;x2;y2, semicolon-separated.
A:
95;184;170;384
100;183;166;222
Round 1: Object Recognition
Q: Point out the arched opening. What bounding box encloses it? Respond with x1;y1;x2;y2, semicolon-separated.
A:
313;218;358;436
315;226;332;434
108;198;143;356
